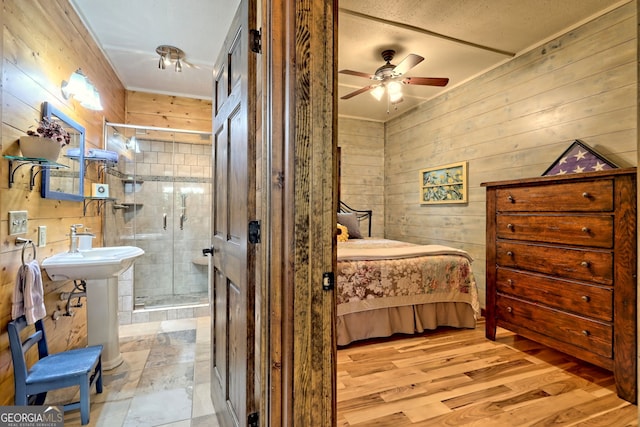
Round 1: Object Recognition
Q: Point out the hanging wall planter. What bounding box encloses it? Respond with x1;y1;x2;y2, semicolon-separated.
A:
19;135;62;162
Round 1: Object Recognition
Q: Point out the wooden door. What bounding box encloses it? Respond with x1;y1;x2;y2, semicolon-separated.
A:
261;1;337;424
210;0;257;425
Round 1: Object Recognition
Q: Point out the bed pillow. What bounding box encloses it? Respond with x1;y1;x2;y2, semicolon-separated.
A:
337;212;363;239
337;223;349;242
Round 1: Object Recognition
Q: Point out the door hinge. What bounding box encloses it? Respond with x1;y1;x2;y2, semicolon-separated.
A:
248;412;259;427
250;28;262;54
322;272;334;291
248;220;261;244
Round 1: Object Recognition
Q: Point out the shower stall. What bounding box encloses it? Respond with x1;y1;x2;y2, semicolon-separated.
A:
103;123;212;319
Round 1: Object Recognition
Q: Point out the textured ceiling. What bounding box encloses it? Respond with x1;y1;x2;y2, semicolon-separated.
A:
70;0;628;122
70;0;240;100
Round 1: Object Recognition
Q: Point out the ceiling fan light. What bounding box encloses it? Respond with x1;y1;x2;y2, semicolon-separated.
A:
387;81;403;103
371;85;384;101
390;94;404;104
389;91;403;104
175;58;183;72
387;81;402;95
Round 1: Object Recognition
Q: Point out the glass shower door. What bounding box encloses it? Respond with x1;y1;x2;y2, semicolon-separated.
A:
104;124;211;311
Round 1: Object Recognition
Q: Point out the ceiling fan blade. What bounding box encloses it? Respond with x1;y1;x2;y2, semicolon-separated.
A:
341;85;377;100
402;77;449;87
392;54;424;76
339;69;375;79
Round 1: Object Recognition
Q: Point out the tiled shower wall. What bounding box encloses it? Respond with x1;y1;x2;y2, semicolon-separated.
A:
105;136;212;324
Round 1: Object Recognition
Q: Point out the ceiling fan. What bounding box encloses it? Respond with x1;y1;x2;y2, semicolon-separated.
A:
340;49;449;105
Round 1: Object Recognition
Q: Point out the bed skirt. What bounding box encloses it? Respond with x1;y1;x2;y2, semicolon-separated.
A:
336;302;476;346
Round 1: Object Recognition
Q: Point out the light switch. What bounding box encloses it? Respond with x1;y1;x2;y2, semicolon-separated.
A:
9;211;28;235
38;226;47;247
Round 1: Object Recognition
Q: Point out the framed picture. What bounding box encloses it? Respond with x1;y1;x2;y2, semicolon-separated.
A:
420;161;468;205
542;140;618;176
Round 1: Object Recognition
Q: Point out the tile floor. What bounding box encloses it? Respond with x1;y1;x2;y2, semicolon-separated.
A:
47;317;218;427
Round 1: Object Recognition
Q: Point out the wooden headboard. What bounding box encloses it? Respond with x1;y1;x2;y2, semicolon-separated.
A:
339;201;372;237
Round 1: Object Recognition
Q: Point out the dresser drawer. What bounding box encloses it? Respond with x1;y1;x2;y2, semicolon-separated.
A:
495;180;613;212
496;268;613;321
496;241;613;285
496;294;612;359
496;214;613;248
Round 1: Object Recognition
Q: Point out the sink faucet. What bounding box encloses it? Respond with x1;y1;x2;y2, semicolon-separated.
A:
69;224;84;253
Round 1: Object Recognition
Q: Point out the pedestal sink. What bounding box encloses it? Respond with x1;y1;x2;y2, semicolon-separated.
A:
42;246;144;370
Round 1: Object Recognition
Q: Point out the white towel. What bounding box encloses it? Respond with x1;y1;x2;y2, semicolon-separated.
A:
11;267;26;320
11;260;46;325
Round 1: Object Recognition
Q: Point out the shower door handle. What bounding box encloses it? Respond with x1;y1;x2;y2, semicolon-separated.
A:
163;213;167;230
202;246;218;256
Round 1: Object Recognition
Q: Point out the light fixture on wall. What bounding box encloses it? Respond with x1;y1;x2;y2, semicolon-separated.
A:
61;69;103;111
156;45;185;72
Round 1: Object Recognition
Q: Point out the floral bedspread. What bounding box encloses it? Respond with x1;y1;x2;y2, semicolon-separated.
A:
336;239;480;317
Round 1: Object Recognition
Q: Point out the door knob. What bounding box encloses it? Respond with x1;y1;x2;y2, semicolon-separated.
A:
202;246;217;256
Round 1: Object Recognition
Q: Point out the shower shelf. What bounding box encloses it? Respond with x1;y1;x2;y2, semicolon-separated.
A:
83;197;117;215
123;179;144;193
120;203;143;210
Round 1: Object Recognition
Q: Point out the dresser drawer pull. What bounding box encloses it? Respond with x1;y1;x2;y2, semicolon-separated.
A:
581;295;590;302
507;223;514;230
582;192;590;198
507;194;514;203
582;330;590;336
580;261;590;268
507;279;513;285
507;251;513;257
581;227;590;233
506;306;513;313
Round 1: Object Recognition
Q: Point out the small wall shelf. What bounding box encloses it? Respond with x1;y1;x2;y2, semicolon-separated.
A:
83;197;117;215
69;157;117;180
3;155;69;190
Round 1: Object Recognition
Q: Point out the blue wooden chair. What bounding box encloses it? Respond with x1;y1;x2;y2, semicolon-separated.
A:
7;316;103;425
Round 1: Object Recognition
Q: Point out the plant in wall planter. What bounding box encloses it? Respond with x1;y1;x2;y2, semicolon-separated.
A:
20;116;71;162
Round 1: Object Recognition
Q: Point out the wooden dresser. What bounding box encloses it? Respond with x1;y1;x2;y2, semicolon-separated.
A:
482;168;637;403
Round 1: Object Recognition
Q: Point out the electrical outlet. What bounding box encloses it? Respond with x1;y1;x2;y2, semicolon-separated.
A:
9;211;28;235
38;226;47;247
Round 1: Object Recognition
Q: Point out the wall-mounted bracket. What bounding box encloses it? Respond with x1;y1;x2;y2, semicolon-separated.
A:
4;155;68;190
83;197;116;215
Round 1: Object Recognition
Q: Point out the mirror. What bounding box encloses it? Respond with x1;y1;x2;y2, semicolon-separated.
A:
41;102;86;201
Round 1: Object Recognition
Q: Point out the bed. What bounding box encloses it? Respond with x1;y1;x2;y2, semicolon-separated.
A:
336;206;480;346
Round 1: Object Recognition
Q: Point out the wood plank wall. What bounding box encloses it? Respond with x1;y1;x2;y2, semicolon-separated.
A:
382;2;637;309
338;118;384;236
125;91;212;143
0;0;126;406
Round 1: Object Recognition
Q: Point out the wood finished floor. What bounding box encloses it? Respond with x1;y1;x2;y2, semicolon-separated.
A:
337;319;638;426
